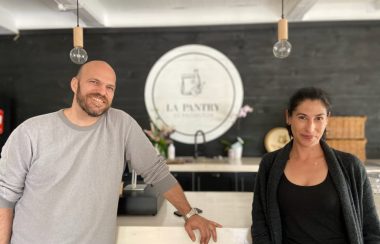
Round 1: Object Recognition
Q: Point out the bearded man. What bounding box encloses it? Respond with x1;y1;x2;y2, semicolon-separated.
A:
0;60;221;244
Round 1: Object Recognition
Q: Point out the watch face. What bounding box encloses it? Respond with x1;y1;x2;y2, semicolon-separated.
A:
185;208;198;220
188;208;196;215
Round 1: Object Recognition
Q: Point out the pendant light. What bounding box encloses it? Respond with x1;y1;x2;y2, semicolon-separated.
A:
273;0;292;59
69;0;88;64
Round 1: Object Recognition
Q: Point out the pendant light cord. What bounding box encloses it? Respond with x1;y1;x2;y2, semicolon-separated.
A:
281;0;284;19
76;0;79;27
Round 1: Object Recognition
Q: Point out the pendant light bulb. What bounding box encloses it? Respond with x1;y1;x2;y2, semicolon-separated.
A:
273;0;291;59
273;18;291;59
69;0;88;65
70;47;88;64
70;26;88;64
273;40;292;59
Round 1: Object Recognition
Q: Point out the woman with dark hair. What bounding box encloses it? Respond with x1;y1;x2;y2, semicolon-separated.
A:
251;87;380;244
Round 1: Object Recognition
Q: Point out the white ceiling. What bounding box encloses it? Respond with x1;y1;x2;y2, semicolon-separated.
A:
0;0;380;35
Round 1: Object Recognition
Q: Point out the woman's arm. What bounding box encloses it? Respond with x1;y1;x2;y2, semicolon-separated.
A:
362;175;380;243
251;161;273;244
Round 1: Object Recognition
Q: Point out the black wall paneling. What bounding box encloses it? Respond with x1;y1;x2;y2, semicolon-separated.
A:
0;21;379;158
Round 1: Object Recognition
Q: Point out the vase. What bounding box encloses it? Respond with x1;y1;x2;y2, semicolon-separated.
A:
228;146;243;160
154;143;168;158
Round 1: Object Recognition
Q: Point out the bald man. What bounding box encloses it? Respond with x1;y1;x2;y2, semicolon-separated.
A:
0;61;221;244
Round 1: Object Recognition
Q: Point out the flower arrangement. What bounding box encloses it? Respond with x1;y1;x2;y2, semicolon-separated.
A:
144;122;175;158
238;105;254;118
236;105;254;132
220;104;254;151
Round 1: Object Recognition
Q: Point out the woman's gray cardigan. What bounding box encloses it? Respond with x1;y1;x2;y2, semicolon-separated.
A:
251;140;380;244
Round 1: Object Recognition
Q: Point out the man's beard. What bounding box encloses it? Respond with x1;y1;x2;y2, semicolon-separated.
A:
76;82;111;117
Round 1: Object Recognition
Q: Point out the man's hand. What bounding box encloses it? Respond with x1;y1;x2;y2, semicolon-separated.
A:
163;184;223;243
184;215;222;244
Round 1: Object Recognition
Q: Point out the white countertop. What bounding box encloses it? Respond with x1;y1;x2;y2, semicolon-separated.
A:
167;157;380;173
168;157;261;172
117;226;251;244
117;192;380;244
365;159;380;173
118;192;252;228
117;192;253;244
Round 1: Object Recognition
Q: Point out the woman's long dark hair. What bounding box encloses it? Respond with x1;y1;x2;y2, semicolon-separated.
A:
286;87;332;139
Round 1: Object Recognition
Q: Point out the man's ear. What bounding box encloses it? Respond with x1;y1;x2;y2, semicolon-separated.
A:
71;77;78;93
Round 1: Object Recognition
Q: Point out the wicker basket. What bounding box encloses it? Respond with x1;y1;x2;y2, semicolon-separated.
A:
326;139;367;162
326;116;367;139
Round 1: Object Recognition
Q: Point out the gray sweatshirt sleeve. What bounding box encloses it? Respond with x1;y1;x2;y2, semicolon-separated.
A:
0;124;32;208
124;119;177;195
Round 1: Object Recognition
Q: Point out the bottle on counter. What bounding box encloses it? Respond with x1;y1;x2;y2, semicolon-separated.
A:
168;143;175;160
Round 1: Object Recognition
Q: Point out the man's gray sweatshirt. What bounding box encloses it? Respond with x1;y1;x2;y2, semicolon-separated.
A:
0;108;177;243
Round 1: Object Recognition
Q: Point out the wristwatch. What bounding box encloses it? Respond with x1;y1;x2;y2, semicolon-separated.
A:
184;208;199;221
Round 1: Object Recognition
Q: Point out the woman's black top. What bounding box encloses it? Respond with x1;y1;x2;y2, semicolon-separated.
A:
278;172;348;244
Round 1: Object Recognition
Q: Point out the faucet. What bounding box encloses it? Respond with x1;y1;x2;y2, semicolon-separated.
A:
194;130;206;159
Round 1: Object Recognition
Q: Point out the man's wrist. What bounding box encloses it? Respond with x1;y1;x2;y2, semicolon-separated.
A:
183;208;199;221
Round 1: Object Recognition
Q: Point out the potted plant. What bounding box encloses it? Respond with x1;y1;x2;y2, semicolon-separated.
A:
220;104;253;159
144;122;175;158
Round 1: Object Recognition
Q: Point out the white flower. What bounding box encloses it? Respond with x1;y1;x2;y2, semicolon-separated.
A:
238;105;254;118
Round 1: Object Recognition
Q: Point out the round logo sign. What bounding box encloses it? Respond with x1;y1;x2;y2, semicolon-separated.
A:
144;44;243;144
